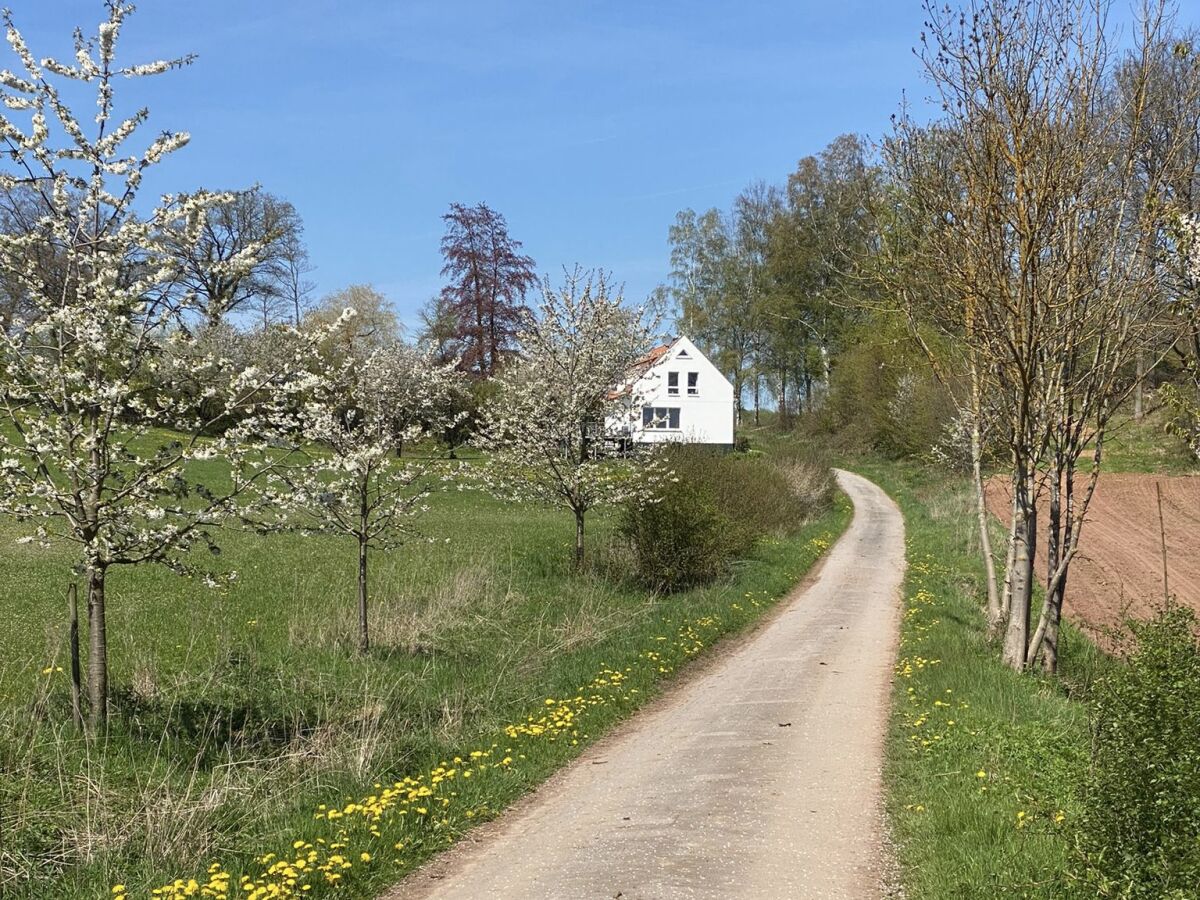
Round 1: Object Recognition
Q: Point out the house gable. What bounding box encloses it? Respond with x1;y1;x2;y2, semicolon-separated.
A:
627;337;735;446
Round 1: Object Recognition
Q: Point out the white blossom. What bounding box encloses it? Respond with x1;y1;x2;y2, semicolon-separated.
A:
254;341;467;651
474;267;667;565
1164;212;1200;459
1176;213;1200;287
0;4;337;721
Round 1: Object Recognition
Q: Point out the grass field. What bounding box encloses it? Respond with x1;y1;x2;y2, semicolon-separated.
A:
851;459;1107;898
0;449;848;898
1097;406;1200;475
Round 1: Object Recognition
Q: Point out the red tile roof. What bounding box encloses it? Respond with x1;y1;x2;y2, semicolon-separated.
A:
606;340;676;400
627;341;674;377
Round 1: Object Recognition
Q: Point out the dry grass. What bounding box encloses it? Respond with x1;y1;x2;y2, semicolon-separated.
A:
775;457;837;514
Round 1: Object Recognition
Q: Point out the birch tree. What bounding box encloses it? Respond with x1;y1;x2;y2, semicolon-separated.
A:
887;0;1185;672
476;267;661;567
0;3;332;725
670;206;765;420
1120;29;1200;422
769;134;874;408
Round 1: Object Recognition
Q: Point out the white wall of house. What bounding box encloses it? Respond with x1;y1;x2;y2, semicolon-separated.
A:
613;337;735;446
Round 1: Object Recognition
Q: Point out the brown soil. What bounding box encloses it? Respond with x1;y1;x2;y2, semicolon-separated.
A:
985;473;1200;646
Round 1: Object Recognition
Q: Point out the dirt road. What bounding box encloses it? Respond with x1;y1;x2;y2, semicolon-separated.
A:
388;469;905;900
985;473;1200;645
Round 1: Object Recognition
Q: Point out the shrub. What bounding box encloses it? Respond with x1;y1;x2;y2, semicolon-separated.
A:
1159;382;1200;461
767;442;836;511
617;481;733;592
619;444;833;591
1073;605;1200;898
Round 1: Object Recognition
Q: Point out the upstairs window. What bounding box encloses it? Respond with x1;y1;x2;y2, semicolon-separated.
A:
687;372;699;395
642;406;681;430
667;371;679;395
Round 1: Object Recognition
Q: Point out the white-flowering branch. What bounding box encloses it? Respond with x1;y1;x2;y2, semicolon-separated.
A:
256;341;466;652
0;4;332;725
475;267;666;566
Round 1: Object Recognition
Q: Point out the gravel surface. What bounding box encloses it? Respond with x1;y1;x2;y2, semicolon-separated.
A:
386;469;906;900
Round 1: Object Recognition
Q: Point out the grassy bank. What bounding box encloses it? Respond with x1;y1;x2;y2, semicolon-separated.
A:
0;454;849;898
1100;407;1200;475
850;460;1107;899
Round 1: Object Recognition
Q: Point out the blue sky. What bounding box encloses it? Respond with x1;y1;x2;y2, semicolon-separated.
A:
15;1;940;329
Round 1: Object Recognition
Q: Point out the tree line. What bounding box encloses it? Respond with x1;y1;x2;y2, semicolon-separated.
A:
665;133;872;426
668;0;1200;675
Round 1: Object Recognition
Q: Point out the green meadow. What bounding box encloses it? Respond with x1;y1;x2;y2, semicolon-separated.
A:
0;449;847;898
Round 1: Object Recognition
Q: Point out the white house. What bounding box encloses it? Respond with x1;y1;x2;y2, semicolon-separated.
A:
607;336;735;447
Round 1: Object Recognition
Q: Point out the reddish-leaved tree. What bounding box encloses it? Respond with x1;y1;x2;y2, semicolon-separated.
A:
439;202;537;377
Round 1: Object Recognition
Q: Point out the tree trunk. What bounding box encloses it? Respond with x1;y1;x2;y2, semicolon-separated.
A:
1035;570;1067;674
779;369;788;429
357;475;371;654
1033;457;1076;675
971;417;1002;636
486;280;502;378
967;359;1001;637
68;583;83;731
1002;488;1035;671
1030;467;1062;673
1133;350;1145;421
999;493;1018;620
86;564;108;728
753;376;761;426
473;280;486;376
357;535;370;654
573;508;586;569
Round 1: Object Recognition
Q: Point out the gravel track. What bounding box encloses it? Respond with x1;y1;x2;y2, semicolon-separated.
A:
387;469;906;900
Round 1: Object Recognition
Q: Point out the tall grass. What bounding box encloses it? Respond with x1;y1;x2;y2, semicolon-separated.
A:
1098;406;1200;475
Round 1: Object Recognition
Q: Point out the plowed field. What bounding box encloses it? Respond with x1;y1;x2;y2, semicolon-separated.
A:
985;474;1200;644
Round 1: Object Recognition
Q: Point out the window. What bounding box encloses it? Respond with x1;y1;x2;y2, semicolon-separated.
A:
687;372;698;395
667;371;679;395
642;406;681;430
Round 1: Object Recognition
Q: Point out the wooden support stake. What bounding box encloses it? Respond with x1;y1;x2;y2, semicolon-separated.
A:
1155;481;1169;605
67;583;83;731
